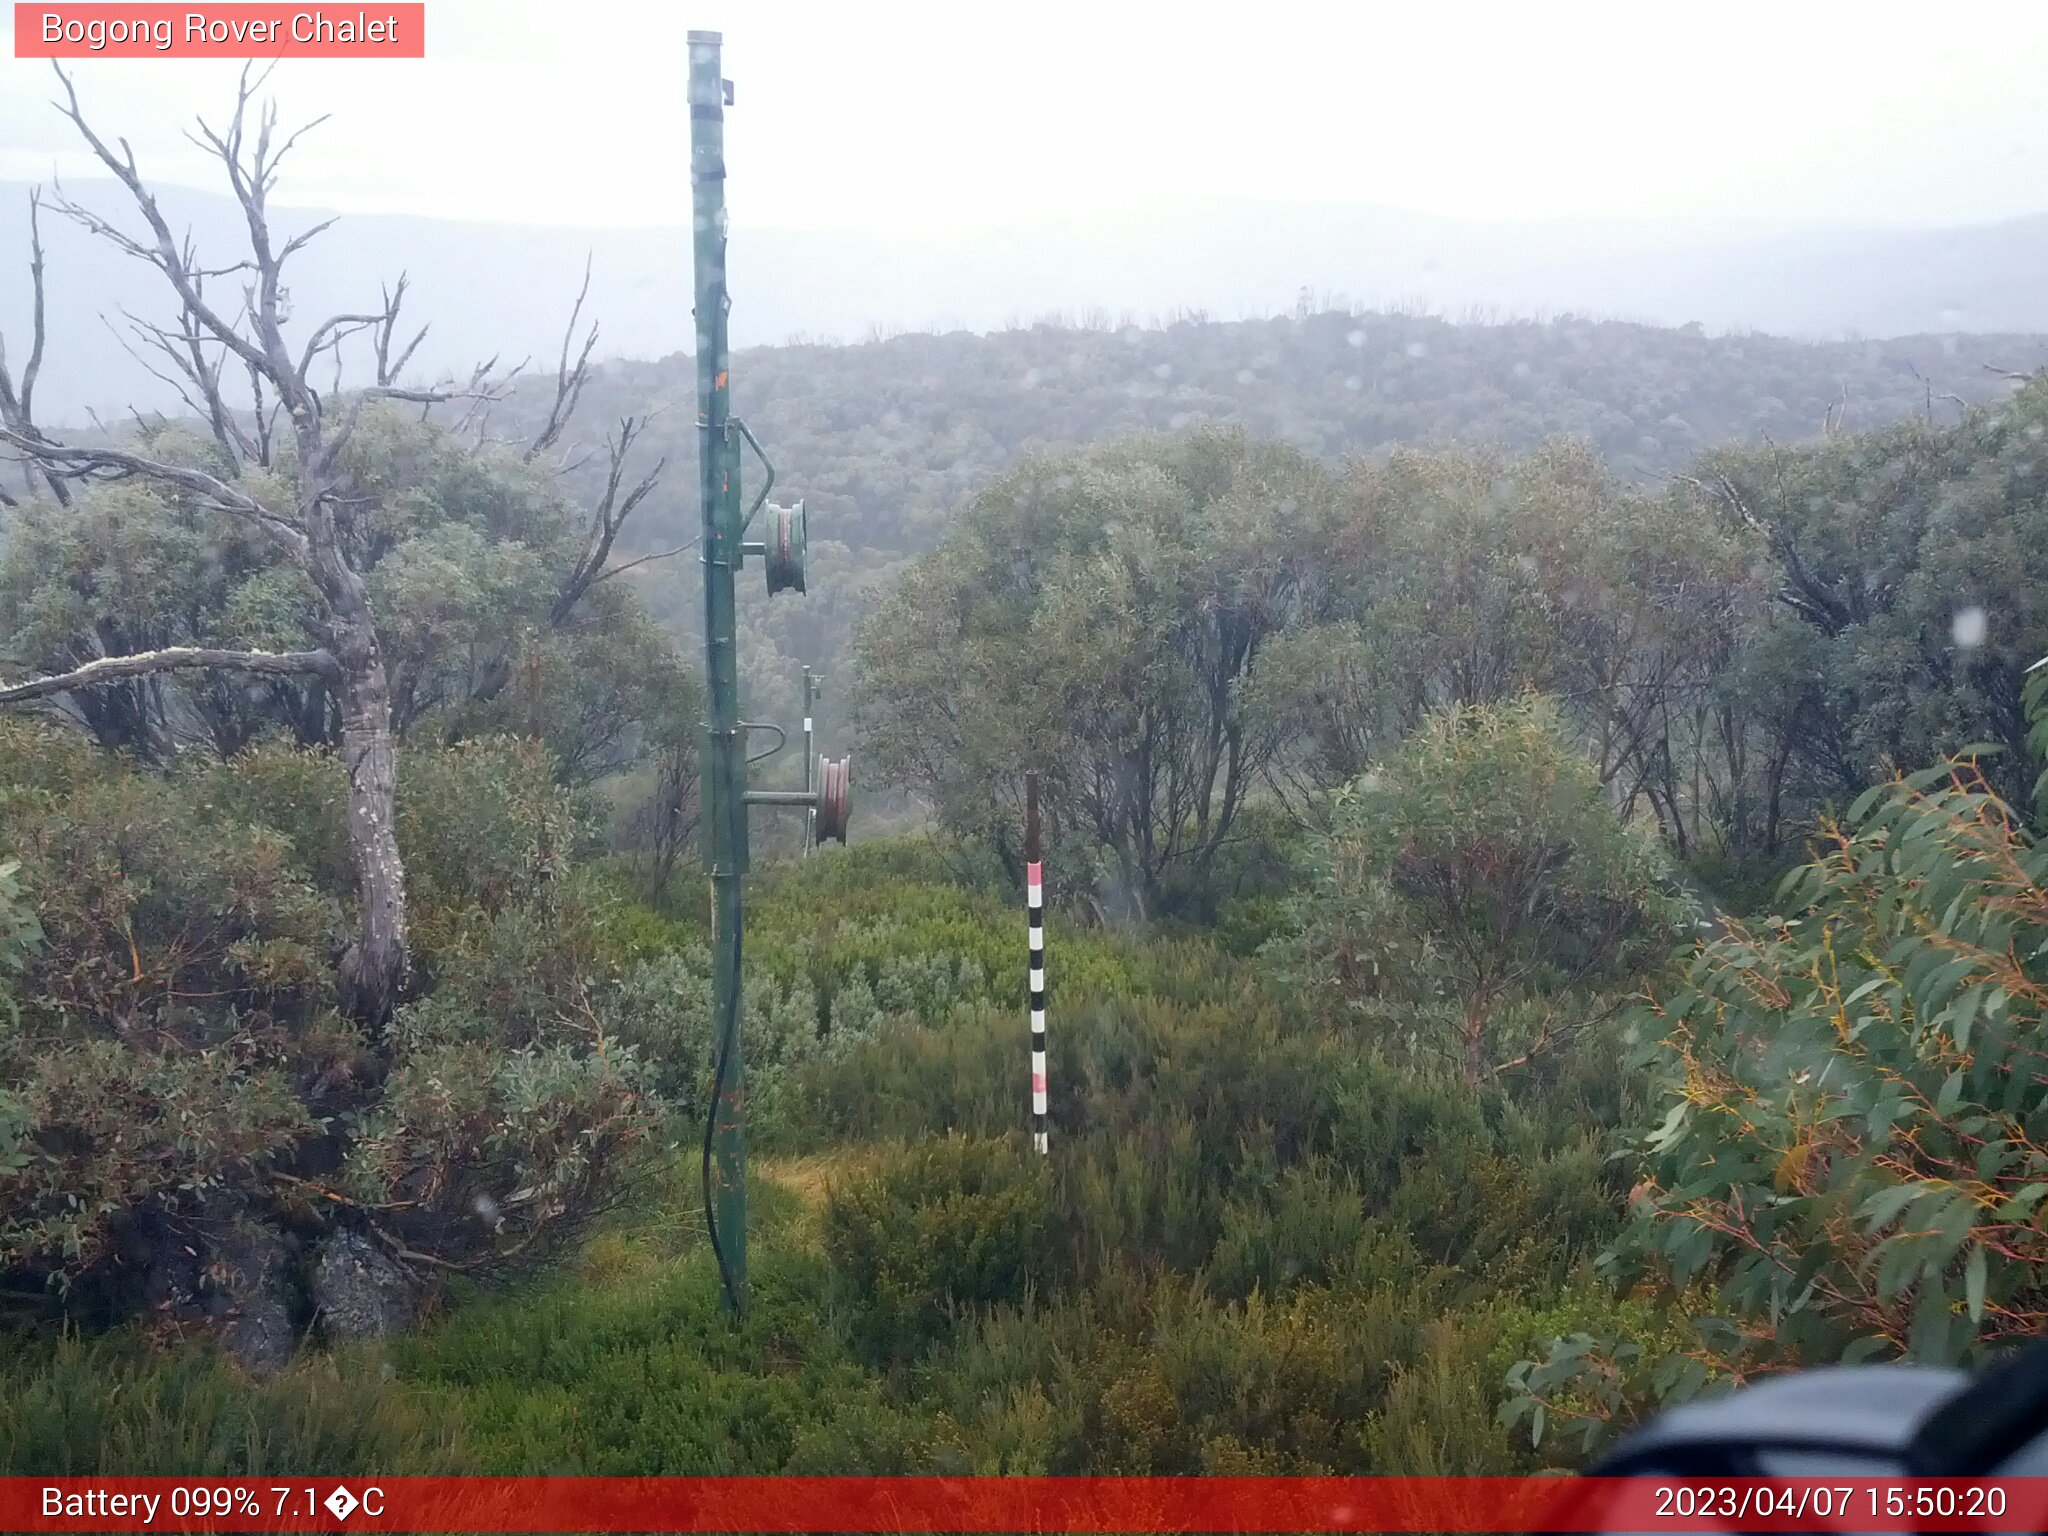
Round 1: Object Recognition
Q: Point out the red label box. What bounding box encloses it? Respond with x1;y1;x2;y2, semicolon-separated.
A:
14;4;425;58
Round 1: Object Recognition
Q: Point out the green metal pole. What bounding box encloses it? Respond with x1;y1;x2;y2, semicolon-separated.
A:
690;28;746;1314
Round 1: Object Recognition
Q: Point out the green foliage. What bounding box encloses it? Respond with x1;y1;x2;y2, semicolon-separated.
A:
1512;740;2048;1453
1280;696;1686;1080
0;855;43;1001
854;425;1331;918
20;291;2045;1481
2029;665;2048;822
823;1135;1060;1359
1644;761;2048;1356
1683;848;1799;917
0;410;693;791
0;857;43;1181
0;720;338;1278
1683;382;2048;822
0;716;663;1298
1204;1160;1373;1300
399;737;598;920
501;309;2022;777
0;1334;469;1474
854;384;2048;888
5;821;1640;1477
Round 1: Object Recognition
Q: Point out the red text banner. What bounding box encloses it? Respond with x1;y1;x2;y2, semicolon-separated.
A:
14;5;425;58
7;1476;2048;1532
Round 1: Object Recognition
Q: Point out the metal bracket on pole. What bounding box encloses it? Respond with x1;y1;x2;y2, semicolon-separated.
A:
742;721;787;765
733;419;776;535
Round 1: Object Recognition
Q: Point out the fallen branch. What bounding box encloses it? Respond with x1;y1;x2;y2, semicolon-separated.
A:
0;644;337;704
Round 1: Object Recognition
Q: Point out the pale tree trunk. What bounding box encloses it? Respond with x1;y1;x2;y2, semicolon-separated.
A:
1461;1007;1487;1086
299;343;412;1022
331;605;406;1026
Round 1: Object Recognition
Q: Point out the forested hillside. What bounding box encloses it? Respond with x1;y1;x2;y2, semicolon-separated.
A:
500;310;2048;734
15;178;2048;425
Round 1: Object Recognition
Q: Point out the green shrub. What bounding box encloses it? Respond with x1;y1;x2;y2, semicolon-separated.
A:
0;739;339;1280
395;1220;883;1474
1206;1160;1372;1300
0;1333;469;1475
1682;847;1798;917
1512;741;2048;1456
823;1135;1061;1360
1279;696;1686;1081
0;720;667;1307
1626;759;2048;1367
1213;893;1289;958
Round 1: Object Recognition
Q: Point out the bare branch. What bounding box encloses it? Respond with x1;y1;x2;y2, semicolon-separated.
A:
328;374;498;457
166;291;259;462
0;645;337;705
18;189;48;422
247;354;280;464
298;310;386;382
276;212;339;265
525;254;597;462
551;412;666;624
362;383;464;406
186;75;305;406
0;425;307;554
450;354;519;441
583;537;701;589
373;275;429;387
0;188;71;505
103;310;227;448
47;64;276;385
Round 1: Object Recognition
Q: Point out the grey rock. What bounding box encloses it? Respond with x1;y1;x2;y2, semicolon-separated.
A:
142;1240;201;1317
312;1228;417;1344
204;1224;297;1379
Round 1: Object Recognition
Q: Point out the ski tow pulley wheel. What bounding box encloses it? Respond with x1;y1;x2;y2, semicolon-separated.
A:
765;500;807;595
815;754;851;844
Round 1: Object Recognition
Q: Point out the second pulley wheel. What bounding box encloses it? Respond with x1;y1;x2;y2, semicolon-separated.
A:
765;500;807;595
814;754;850;844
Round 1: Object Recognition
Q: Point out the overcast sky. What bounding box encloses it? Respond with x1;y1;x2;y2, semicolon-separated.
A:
2;0;2047;236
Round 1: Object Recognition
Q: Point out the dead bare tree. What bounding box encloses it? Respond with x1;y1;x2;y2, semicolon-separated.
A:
516;258;696;615
0;189;71;507
525;254;597;464
550;413;669;624
0;64;497;1028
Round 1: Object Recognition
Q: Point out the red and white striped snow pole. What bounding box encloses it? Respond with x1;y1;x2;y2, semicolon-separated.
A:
1026;771;1047;1154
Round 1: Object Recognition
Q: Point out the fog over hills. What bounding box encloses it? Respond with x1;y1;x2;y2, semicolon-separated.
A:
4;178;2047;424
